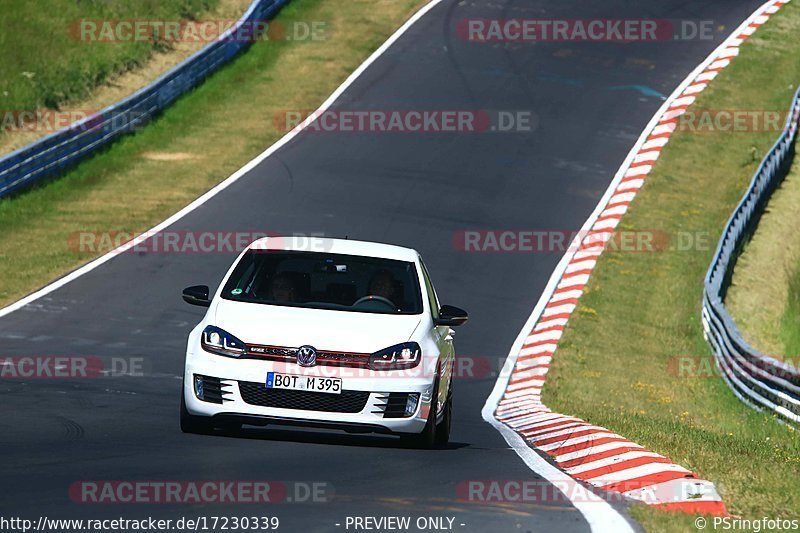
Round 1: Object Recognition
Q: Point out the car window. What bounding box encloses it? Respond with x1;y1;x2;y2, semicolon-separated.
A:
419;258;440;319
221;250;423;315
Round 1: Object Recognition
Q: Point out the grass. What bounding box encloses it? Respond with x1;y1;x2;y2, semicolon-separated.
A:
781;256;800;361
539;2;800;531
0;0;219;112
0;0;427;306
726;164;800;363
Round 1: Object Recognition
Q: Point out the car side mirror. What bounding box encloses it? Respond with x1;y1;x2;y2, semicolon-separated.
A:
434;304;468;327
182;285;211;307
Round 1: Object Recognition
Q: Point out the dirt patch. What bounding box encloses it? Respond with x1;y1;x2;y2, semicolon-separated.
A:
141;151;198;161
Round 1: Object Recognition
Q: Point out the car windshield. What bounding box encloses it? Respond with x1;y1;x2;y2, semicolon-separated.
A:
221;250;423;315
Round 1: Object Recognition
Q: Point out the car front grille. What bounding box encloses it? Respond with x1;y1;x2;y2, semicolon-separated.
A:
238;381;370;413
244;344;370;367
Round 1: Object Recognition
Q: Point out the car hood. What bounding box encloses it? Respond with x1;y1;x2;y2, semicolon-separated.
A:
212;300;422;353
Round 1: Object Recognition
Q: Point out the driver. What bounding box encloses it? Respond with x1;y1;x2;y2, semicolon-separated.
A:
367;269;397;304
268;272;296;303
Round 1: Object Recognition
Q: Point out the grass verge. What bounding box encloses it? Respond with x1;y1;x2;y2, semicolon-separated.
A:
0;0;426;306
0;0;253;154
781;255;800;361
726;162;800;363
0;0;218;111
540;3;800;531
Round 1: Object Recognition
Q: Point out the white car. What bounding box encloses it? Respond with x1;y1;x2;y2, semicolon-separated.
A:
180;236;467;448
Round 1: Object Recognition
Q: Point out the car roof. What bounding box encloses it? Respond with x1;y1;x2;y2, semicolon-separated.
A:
247;236;420;262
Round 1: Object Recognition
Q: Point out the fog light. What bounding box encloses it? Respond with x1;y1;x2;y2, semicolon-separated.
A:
404;394;419;417
194;375;204;400
421;386;433;402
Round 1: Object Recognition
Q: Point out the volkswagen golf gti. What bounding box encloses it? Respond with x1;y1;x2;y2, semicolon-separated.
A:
180;236;467;448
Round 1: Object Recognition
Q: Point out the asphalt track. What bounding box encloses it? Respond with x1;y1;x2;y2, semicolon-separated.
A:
0;1;766;532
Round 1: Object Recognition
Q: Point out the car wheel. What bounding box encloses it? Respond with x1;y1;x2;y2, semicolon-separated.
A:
180;381;214;435
434;384;452;448
402;378;440;449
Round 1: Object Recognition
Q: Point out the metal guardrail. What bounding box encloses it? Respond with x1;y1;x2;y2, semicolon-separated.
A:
702;86;800;425
0;0;288;198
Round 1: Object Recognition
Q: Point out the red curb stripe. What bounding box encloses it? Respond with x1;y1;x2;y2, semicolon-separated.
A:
572;456;674;481
544;436;630;457
533;427;609;446
522;420;589;437
601;471;693;493
557;445;649;469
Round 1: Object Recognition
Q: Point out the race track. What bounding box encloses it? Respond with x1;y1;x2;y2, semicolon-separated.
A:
0;1;765;531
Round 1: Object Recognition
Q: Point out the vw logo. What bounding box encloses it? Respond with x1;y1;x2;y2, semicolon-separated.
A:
296;345;317;367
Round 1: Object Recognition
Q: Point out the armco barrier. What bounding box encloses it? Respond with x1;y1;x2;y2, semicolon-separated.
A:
702;86;800;425
0;0;288;198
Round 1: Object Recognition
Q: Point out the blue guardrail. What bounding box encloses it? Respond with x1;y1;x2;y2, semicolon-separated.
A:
702;86;800;425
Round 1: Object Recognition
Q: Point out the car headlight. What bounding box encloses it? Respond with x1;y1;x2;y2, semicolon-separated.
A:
369;342;422;371
201;326;246;358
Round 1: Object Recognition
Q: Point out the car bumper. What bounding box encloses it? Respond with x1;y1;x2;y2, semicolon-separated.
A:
184;349;435;435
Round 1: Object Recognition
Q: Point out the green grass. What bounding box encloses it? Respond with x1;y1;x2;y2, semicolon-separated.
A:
0;0;426;305
0;0;217;112
539;3;800;531
781;258;800;360
725;162;800;362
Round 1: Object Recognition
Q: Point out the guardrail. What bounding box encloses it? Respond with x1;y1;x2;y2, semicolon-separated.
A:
702;86;800;425
0;0;288;198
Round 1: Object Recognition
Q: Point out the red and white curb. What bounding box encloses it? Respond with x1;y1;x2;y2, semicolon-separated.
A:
485;0;790;519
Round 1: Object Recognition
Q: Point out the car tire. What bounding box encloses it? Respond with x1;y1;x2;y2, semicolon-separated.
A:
402;378;442;449
434;384;452;448
180;382;214;435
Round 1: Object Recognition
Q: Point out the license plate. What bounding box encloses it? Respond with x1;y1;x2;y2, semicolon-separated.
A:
266;372;342;395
